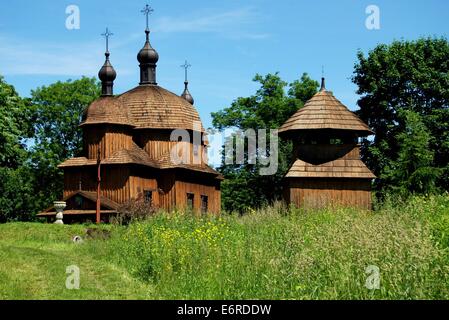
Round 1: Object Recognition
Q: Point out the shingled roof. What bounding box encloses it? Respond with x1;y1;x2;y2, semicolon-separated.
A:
285;158;376;179
117;84;205;132
279;86;373;136
80;96;134;127
58;143;221;178
81;84;205;132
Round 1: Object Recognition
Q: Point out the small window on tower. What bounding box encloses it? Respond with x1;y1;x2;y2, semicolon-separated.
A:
144;190;153;204
201;195;208;213
187;193;194;210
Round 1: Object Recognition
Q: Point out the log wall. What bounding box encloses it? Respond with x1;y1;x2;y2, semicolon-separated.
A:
285;178;372;210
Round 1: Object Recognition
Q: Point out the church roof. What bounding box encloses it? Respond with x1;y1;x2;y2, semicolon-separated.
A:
58;143;221;178
279;81;373;136
116;84;205;131
285;158;376;179
81;85;205;131
80;96;134;127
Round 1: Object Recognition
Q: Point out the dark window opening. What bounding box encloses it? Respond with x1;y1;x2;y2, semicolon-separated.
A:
144;190;153;204
187;193;194;210
74;195;83;209
201;195;208;213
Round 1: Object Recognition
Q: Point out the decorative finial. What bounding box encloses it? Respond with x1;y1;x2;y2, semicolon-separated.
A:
181;60;192;82
138;4;158;85
320;77;326;92
180;60;194;104
98;27;116;96
101;27;113;55
141;4;154;37
320;66;326;92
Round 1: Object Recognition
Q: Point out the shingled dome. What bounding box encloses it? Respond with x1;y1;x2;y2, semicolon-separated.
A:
80;96;134;127
279;88;373;136
116;84;205;132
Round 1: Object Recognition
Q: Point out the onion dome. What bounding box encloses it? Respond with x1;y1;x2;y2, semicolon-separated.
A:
180;60;194;104
98;28;116;96
98;52;116;96
181;81;194;105
137;30;159;65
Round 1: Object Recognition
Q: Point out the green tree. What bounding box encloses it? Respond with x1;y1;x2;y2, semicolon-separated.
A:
352;37;449;193
212;73;319;212
29;77;100;211
0;76;36;222
382;110;441;195
0;76;32;168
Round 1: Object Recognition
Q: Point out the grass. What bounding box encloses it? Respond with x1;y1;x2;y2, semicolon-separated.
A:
1;195;448;299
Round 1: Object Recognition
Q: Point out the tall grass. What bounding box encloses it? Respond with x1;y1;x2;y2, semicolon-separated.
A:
108;195;449;299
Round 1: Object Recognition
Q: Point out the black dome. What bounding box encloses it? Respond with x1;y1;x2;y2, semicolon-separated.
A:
98;53;117;81
181;81;194;105
137;31;159;64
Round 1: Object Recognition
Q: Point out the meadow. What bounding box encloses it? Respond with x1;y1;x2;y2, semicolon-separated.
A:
1;195;448;300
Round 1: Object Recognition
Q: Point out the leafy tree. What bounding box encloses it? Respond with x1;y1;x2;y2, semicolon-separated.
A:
352;37;449;193
212;73;319;212
382;110;441;195
0;76;36;222
0;76;32;168
29;77;100;211
0;166;37;222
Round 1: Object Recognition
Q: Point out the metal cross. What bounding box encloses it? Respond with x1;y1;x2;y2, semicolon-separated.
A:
101;28;113;52
181;60;192;82
141;4;154;30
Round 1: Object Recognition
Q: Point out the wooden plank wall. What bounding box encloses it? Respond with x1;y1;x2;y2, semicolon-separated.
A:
287;178;372;210
84;125;133;159
157;171;177;210
174;179;221;214
64;166;130;204
129;173;159;204
138;129;207;164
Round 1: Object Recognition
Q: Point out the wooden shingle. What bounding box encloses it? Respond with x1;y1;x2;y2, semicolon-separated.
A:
279;90;373;136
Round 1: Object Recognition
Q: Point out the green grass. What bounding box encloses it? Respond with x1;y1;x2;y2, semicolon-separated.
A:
1;195;449;299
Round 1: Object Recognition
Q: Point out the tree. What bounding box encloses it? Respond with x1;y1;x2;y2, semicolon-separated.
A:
352;37;449;193
382;110;441;195
0;76;35;222
0;76;32;168
212;73;319;212
29;77;100;211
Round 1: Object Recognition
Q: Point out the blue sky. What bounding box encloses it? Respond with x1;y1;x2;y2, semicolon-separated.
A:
1;0;448;164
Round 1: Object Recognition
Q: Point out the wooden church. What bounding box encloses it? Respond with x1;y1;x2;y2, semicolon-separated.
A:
39;8;222;222
279;78;376;209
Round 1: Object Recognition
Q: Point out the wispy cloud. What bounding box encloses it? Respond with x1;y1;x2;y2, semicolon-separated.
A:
0;7;270;76
153;7;271;40
0;35;101;76
0;34;137;76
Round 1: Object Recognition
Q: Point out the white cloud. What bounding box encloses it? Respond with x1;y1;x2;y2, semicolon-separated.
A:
0;7;270;76
0;35;101;76
153;7;271;40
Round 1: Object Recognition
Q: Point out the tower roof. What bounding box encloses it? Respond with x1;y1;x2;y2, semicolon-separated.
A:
279;80;373;136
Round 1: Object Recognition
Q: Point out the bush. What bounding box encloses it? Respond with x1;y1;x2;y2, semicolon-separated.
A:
115;199;158;225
